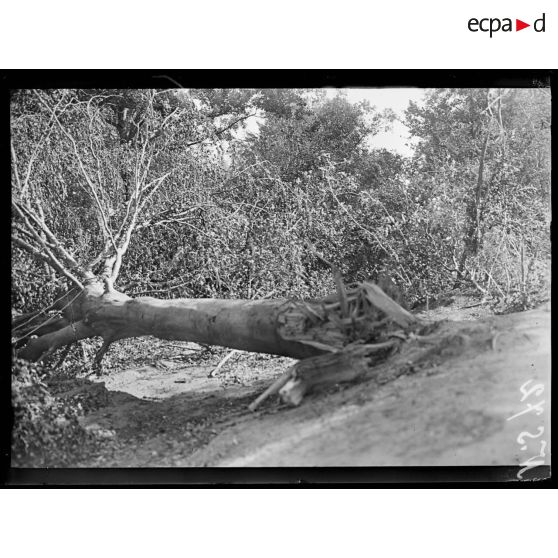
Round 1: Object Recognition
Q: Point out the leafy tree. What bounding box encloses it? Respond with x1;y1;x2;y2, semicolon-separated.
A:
11;87;550;370
404;88;550;307
11;89;257;305
231;90;403;295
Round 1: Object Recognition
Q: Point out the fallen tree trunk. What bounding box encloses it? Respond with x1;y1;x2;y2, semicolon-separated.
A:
19;285;322;362
20;280;418;362
17;278;422;406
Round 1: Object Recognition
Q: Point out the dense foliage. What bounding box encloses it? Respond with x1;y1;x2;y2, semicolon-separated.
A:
11;358;106;466
10;87;550;466
405;88;551;309
12;87;550;330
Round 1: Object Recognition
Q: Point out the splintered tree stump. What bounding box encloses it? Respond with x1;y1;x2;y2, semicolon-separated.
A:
278;341;399;406
247;280;422;409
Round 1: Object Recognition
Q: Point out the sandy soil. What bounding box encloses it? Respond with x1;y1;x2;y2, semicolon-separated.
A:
46;298;550;472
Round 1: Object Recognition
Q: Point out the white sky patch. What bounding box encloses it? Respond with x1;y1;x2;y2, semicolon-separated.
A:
323;87;427;156
241;88;427;157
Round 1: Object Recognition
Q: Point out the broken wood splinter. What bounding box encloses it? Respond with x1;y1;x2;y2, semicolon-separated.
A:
248;365;296;412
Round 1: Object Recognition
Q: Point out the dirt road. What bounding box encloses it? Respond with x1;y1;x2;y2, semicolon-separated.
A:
64;302;550;471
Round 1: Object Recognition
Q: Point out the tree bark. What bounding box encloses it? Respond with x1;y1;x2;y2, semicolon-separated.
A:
19;284;321;362
18;280;418;368
458;128;490;275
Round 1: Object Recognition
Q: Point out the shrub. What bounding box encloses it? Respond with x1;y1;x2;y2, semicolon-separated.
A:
11;358;104;467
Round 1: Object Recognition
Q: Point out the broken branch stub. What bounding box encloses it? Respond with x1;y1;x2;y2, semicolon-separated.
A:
278;341;399;406
361;281;417;329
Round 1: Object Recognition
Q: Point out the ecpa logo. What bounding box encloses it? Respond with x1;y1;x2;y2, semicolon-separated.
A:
468;13;546;37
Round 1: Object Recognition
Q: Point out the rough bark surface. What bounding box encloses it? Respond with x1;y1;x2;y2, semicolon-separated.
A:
20;287;323;362
20;280;417;364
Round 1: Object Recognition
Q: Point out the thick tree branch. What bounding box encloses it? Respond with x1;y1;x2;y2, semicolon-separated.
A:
19;320;95;362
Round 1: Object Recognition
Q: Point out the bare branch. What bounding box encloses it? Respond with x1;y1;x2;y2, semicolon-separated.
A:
12;206;57;251
137;171;173;213
86;96;111;239
12;237;84;290
33;90;119;257
10;140;23;191
13;200;83;275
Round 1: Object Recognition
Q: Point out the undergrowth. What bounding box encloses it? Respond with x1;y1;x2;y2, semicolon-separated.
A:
11;358;105;467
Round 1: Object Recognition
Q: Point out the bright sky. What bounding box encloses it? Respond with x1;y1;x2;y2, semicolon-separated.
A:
324;88;427;156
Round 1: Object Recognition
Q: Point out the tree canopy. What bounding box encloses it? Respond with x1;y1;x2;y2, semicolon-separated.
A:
12;87;550;340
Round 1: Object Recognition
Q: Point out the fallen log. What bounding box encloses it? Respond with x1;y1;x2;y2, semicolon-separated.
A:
17;277;422;407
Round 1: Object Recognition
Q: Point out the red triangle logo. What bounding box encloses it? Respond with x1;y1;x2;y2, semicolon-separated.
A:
516;19;530;31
